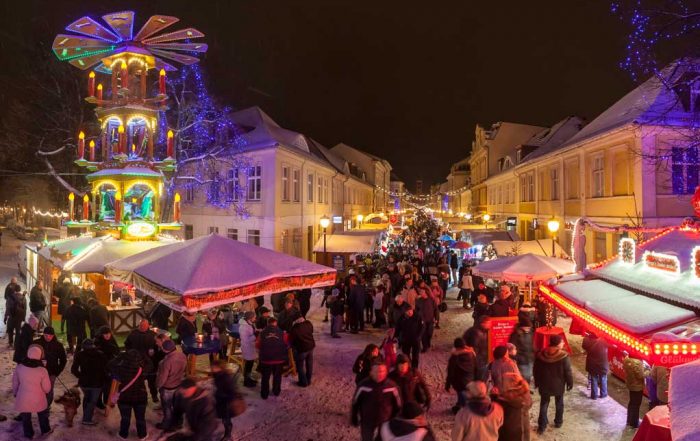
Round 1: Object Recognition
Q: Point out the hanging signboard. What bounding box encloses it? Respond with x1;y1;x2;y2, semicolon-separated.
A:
487;316;518;362
332;255;345;272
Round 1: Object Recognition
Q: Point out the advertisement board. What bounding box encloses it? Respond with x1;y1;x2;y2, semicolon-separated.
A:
487;316;518;362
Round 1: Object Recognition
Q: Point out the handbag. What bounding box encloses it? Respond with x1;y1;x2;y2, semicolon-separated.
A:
229;394;247;417
438;302;448;313
110;367;142;405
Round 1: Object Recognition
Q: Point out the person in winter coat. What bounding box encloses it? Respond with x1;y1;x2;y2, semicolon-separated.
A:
94;326;120;360
451;381;504;441
463;316;491;381
396;307;424;369
372;285;386;328
54;278;72;334
32;327;66;407
155;339;187;431
328;287;345;338
429;278;444;329
297;288;312;318
212;360;239;441
488;285;515;318
388;295;410;329
64;297;88;353
13;344;53;438
445;337;478;414
389;354;431;410
6;285;26;346
508;317;535;384
380;401;437;441
472;293;490;323
581;332;608;399
109;349;150;440
257;317;288;399
289;316;315;387
459;269;475;309
14;315;39;364
401;278;418;310
415;290;436;352
202;309;229;360
172;378;221;441
71;338;107;425
533;335;573;434
125;319;159;403
489;345;521;393
347;277;366;333
649;364;669;406
255;306;271;331
353;344;383;385
29;281;48;329
276;298;302;333
238;311;258;388
622;352;648;428
87;298;109;338
495;372;532;441
149;302;171;331
351;362;402;441
175;311;197;342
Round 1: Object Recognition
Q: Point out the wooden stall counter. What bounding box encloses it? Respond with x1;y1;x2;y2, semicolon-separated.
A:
107;305;145;334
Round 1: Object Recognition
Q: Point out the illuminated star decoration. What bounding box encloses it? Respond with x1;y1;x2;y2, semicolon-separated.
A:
51;11;208;72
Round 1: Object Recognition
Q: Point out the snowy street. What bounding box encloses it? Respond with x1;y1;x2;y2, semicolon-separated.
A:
0;235;641;441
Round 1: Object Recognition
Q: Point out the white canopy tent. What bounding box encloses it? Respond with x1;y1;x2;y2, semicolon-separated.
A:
313;231;381;254
106;234;336;312
492;239;569;258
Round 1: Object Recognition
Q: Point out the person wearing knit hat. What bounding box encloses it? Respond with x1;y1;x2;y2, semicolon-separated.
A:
489;345;521;393
155;336;187;431
380;401;437;441
239;307;258;388
32;325;67;409
71;338;107;425
13;343;53;437
533;332;572;434
508;314;535;384
452;381;503;441
13;315;39;364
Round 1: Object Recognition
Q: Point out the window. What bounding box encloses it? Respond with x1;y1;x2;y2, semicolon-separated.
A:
226;228;238;240
516;150;522;164
592;156;604;198
247;229;260;246
208;226;219;235
247;166;261;201
226;169;239;202
520;174;534;202
324;177;329;204
184;224;193;240
318;176;323;204
496;186;502;204
671;147;700;194
509;182;515;203
209;172;221;203
307;173;314;202
185;186;195;202
565;160;580;199
281;166;290;201
550;168;559;200
293;169;301;202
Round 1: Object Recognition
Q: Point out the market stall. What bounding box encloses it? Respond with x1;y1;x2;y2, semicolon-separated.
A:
539;218;700;380
491;239;569;258
313;230;383;272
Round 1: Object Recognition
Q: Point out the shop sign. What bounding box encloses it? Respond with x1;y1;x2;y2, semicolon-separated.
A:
643;251;680;275
332;216;343;224
126;221;157;238
389;215;398;225
487;316;518;362
506;217;517;227
332;255;345;272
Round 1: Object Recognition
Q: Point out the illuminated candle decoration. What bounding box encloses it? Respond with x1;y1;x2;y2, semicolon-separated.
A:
88;71;95;97
82;194;89;221
96;83;103;100
120;60;128;88
131;144;136;157
692;246;700;280
88;140;95;162
114;191;122;222
166;130;174;158
68;192;75;221
77;131;85;159
159;68;166;95
174;192;181;222
118;124;126;154
619;237;636;264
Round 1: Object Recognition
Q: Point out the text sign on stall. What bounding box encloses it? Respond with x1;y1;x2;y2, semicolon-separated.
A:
332;255;345;272
487;316;518;362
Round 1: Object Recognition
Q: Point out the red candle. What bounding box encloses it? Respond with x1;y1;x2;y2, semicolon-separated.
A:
114;191;122;222
77;131;85;159
167;130;174;158
118;125;126;154
82;194;89;221
68;192;75;221
96;84;103;101
89;140;95;162
120;61;128;89
88;71;95;97
159;69;166;95
174;192;181;222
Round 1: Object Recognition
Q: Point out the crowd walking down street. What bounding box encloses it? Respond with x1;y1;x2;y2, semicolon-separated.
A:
0;221;644;441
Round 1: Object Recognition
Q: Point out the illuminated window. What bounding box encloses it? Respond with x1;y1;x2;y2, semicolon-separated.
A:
307;173;314;203
318;176;323;204
671;147;699;194
282;166;290;202
293;169;301;202
226;169;239;202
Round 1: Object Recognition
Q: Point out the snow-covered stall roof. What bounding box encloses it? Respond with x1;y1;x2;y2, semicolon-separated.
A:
105;234;336;312
38;235;107;269
555;279;636;307
584;295;696;335
472;253;575;283
669;358;700;441
463;230;520;245
313;231;381;254
64;237;175;273
492;239;569;258
591;228;700;309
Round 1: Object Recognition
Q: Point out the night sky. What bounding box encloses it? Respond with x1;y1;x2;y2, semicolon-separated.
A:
0;1;634;190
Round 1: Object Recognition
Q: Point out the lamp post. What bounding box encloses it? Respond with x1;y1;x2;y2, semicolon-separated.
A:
483;213;490;229
320;215;330;265
547;217;560;257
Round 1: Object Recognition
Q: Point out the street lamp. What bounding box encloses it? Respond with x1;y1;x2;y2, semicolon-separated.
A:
356;214;364;228
320;215;330;265
483;213;490;229
547;217;560;257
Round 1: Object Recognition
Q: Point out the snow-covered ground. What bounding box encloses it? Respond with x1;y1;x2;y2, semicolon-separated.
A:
0;233;642;440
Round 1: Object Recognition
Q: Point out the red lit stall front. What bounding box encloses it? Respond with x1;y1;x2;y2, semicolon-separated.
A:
539;220;700;377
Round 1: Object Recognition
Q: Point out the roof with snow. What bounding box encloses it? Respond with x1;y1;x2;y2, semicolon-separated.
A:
230;106;310;152
87;167;163;180
564;59;700;146
519;116;586;162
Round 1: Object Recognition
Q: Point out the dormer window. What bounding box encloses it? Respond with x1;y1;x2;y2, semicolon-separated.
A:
503;157;513;169
516;150;522;164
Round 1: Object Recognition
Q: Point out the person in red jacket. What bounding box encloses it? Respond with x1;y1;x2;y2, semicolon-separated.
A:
256;317;288;399
351;362;401;441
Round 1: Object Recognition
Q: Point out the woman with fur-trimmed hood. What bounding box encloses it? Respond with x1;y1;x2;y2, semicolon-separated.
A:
495;372;532;441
